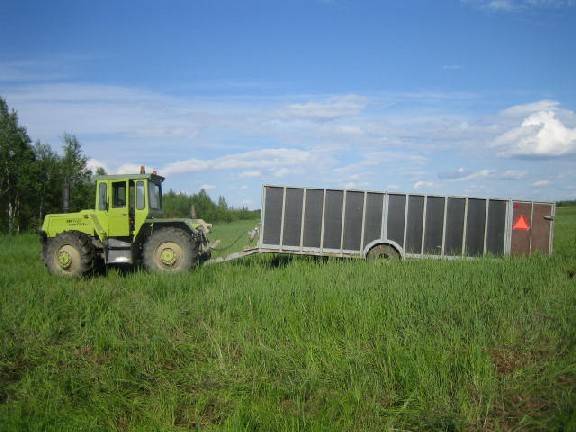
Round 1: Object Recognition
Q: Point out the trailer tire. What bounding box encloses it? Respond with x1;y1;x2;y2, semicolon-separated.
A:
143;227;197;273
45;232;95;277
366;244;400;262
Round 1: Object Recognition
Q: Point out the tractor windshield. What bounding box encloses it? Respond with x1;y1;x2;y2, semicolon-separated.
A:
149;182;162;210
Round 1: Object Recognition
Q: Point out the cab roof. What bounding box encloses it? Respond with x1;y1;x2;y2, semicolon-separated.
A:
94;173;165;182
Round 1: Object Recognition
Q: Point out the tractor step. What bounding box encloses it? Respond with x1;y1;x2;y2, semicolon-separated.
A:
106;238;133;264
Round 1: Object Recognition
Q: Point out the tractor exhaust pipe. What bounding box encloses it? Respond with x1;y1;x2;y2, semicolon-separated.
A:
62;178;70;213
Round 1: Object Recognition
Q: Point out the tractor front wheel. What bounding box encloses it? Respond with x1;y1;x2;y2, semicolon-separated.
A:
143;227;197;273
44;232;95;277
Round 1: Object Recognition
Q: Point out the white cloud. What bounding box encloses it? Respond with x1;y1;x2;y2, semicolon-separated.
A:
281;94;368;121
86;158;108;173
0;60;69;82
500;170;527;180
273;168;291;178
438;168;492;180
485;0;517;10
117;163;146;174
239;170;262;178
501;100;559;117
161;148;313;176
494;109;576;156
199;184;216;191
532;179;551;187
115;163;159;175
438;168;529;181
442;64;463;71
3;83;204;143
344;181;370;189
463;0;575;11
414;180;435;190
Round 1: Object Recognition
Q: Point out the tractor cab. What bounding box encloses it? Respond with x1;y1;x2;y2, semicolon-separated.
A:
94;173;165;239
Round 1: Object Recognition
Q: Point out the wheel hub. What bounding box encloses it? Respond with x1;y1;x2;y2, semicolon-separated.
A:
160;247;177;265
57;249;72;269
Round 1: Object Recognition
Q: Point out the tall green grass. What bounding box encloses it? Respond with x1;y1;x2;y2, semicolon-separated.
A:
0;209;574;431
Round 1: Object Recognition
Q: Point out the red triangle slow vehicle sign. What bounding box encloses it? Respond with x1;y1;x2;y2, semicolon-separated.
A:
513;215;530;231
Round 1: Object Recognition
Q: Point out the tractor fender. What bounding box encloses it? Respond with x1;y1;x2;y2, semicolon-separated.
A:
138;219;206;245
362;239;405;259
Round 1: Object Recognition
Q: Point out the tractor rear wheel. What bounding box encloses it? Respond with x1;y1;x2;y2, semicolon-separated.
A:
143;227;197;273
45;232;95;277
366;244;400;262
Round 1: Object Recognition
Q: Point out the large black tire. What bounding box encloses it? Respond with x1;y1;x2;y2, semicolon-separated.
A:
366;244;401;262
143;227;197;273
44;232;95;277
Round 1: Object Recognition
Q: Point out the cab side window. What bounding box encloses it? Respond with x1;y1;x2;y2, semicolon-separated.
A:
136;181;145;209
112;182;127;208
98;183;107;210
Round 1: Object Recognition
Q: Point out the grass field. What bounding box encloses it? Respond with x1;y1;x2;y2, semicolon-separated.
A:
0;208;575;431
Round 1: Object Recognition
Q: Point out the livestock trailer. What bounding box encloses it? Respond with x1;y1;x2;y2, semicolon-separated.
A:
239;185;555;261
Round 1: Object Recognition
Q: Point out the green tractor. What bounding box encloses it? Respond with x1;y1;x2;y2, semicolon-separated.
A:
40;172;211;277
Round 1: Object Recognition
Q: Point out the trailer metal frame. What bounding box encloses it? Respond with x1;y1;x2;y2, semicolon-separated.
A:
214;185;555;264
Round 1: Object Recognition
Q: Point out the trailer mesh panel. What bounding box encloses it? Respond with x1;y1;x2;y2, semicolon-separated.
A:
406;195;424;253
302;189;323;248
282;188;304;247
323;190;344;249
445;198;465;256
343;191;364;251
465;198;487;256
387;194;406;248
424;197;445;255
363;193;384;247
263;187;283;245
486;200;506;255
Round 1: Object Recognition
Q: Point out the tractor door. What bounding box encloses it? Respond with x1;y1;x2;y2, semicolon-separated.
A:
108;180;131;237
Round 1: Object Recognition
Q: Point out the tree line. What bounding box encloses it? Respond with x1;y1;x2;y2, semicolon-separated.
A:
0;97;257;234
163;190;259;223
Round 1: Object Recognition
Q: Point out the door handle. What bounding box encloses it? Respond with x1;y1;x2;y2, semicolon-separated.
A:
544;215;554;221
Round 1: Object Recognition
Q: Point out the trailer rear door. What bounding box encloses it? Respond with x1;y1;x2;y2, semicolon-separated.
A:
511;202;554;255
531;203;554;254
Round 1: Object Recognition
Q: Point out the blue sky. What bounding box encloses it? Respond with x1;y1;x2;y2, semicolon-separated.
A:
1;0;575;208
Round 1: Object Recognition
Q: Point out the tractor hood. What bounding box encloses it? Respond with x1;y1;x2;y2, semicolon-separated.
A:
41;210;106;239
145;217;211;234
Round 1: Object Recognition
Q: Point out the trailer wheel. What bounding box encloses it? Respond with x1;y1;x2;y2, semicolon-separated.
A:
45;232;95;277
366;244;400;262
143;227;197;272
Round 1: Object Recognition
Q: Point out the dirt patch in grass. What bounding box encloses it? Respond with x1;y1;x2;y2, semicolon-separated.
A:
0;357;32;404
74;345;110;365
489;348;528;375
488;346;554;376
174;398;229;429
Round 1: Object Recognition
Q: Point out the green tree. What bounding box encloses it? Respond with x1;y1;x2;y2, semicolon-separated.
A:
0;97;36;233
163;188;259;222
33;142;62;223
60;134;93;212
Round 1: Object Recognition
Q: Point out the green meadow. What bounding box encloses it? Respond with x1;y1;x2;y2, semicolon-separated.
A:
0;208;575;431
